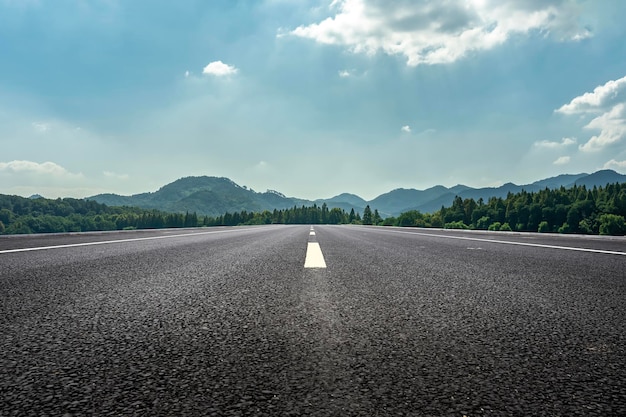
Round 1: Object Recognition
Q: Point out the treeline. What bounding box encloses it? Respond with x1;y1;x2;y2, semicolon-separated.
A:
389;183;626;236
205;203;381;226
0;195;202;234
0;195;370;234
1;183;624;236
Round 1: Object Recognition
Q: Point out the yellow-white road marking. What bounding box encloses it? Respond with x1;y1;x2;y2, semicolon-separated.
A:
304;242;327;268
310;231;316;236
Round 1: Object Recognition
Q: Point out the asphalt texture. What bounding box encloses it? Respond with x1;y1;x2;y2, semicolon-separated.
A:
1;225;625;416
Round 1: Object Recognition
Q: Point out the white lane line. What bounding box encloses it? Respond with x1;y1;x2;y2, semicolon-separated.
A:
304;242;327;268
0;228;254;255
374;228;626;256
310;231;316;236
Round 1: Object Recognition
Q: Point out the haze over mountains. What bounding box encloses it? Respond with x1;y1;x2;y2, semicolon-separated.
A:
87;170;626;218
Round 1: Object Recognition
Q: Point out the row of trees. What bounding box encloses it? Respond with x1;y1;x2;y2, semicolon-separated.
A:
1;183;624;235
388;183;626;236
204;204;382;226
0;195;376;234
0;194;203;234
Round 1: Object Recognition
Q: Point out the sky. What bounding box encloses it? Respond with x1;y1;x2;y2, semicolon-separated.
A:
1;0;626;201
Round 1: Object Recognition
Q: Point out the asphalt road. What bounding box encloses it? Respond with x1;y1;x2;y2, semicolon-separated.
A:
1;225;625;416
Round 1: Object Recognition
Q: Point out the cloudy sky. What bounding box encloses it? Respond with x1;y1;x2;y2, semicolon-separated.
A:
1;0;625;200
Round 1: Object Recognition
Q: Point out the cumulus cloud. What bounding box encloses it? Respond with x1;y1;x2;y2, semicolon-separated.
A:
553;156;570;165
533;137;576;149
579;103;626;152
202;61;238;76
290;0;590;66
556;76;626;152
556;76;626;115
604;159;626;170
401;125;411;133
0;160;82;177
338;69;351;78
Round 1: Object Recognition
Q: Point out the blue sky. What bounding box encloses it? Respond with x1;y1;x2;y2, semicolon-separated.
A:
1;0;625;200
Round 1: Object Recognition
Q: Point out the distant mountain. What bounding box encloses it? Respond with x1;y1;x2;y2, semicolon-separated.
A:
369;186;450;216
311;193;372;216
317;193;368;208
573;170;626;188
89;176;311;217
531;173;588;189
371;170;626;216
87;170;626;218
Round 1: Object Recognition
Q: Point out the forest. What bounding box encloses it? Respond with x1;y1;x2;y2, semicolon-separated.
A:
0;183;624;236
390;182;626;236
0;195;363;234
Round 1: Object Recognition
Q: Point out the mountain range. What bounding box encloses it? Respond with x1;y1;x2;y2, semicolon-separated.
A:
87;169;626;218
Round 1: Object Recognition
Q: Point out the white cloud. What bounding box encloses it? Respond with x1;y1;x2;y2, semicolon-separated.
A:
31;122;50;133
556;76;626;152
553;156;570;165
533;137;576;149
604;159;626;170
417;128;436;136
556;75;626;115
338;69;351;77
103;171;130;180
202;61;238;76
0;160;82;177
184;70;190;78
401;125;411;133
579;103;626;152
290;0;590;66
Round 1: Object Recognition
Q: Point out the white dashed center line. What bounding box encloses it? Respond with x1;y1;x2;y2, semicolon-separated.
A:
304;227;327;268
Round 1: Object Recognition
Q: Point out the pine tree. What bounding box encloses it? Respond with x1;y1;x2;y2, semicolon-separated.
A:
363;205;373;225
349;208;356;223
373;209;382;225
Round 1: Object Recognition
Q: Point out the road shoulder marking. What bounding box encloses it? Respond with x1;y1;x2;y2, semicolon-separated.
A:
0;228;254;255
375;227;626;256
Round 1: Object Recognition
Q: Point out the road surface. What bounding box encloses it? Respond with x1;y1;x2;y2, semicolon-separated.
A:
1;225;625;416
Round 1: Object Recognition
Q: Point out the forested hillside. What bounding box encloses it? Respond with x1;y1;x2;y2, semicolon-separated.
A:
0;196;366;234
1;183;624;236
0;195;200;234
87;176;314;216
392;183;626;236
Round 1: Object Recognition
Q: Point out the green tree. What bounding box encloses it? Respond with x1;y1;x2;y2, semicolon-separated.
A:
598;214;625;236
397;210;421;227
500;222;512;231
348;208;356;223
0;208;14;225
578;219;594;234
538;221;550;233
488;222;501;231
328;208;345;224
321;203;329;224
362;205;373;225
475;216;490;230
444;220;469;229
373;209;382;225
